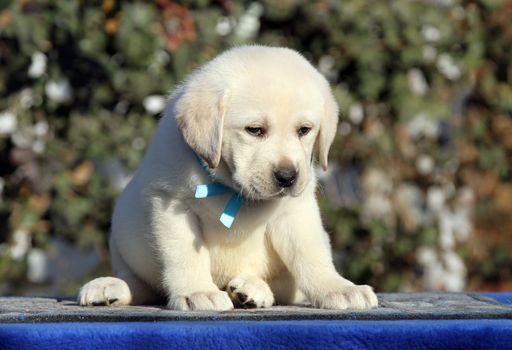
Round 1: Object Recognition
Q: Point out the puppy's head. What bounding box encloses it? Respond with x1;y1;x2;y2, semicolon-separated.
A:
174;46;338;200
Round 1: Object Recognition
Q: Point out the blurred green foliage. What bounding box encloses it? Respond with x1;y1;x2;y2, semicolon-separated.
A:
0;0;511;296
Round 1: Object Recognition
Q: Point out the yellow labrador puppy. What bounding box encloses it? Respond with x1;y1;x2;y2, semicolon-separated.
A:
78;46;378;310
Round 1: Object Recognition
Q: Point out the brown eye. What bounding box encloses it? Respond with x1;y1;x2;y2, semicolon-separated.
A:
298;126;311;137
246;126;265;137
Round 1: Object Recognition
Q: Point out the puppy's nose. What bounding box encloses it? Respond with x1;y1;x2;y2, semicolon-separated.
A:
273;168;297;188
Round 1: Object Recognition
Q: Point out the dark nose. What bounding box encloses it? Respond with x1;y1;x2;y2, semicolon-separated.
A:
273;168;297;188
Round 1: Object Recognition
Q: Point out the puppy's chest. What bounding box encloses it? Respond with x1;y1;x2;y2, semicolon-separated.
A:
185;195;284;286
188;200;277;284
206;230;273;287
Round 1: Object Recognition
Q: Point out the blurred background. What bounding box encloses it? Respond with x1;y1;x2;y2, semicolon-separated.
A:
1;0;511;297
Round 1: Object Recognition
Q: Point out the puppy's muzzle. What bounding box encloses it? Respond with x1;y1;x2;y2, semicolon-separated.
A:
273;167;298;188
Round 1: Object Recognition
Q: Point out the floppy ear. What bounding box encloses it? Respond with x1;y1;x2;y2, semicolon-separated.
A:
173;77;229;169
317;88;339;171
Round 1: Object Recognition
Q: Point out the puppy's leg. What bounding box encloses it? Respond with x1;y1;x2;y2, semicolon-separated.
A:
110;240;163;305
268;196;378;310
78;244;160;306
268;271;307;306
149;198;233;311
227;275;274;308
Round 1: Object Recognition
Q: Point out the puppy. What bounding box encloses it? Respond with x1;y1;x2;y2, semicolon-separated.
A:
78;45;378;310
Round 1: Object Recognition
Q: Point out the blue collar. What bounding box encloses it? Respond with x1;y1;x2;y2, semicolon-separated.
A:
194;156;245;229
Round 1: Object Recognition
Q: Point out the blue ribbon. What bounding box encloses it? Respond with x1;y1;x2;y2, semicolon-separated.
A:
219;193;244;228
194;183;231;198
194;157;245;229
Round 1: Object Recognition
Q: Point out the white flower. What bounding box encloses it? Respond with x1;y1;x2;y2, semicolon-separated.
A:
362;168;393;195
422;45;437;63
0;110;17;135
33;120;49;136
417;246;437;267
149;51;171;74
427;186;445;213
417;249;444;289
11;129;32;148
393;183;424;231
442;250;466;292
27;248;49;283
9;117;48;150
132;137;146;151
155;50;170;66
143;95;166;114
439;210;455;249
28;51;47;78
362;194;394;226
10;230;31;260
450;208;472;241
417;247;467;291
456;186;474;212
20;88;41;109
216;16;235;36
361;168;395;226
407;113;438;139
348;103;364;125
338;121;351;136
416;154;434;175
437;53;461;80
421;25;441;43
45;78;73;103
247;2;264;17
236;15;260;39
318;55;337;80
32;140;45;153
235;2;263;40
114;100;130;115
438;204;472;250
408;68;428;96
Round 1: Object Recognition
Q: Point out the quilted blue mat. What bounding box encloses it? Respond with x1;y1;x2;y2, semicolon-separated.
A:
1;319;512;350
0;293;511;350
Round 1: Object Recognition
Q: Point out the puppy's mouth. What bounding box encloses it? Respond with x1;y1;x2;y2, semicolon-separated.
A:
245;183;310;201
241;184;287;201
227;170;304;200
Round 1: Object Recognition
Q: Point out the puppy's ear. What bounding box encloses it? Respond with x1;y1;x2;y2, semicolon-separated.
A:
317;88;339;171
174;78;229;169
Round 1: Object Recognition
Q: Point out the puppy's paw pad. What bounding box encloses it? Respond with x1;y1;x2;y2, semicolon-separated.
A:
168;290;234;311
227;276;274;309
318;285;378;310
78;277;132;306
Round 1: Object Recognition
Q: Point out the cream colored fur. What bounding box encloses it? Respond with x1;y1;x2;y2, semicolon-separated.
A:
78;46;378;310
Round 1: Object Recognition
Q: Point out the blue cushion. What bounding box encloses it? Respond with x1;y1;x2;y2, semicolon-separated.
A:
1;293;511;349
1;319;512;350
481;292;512;305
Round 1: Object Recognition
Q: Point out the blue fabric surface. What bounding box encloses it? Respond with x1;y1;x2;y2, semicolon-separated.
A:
1;293;511;349
1;319;512;350
481;292;512;305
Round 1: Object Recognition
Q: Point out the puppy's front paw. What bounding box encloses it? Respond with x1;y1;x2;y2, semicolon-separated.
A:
315;284;378;310
227;276;274;308
168;290;234;311
78;277;132;306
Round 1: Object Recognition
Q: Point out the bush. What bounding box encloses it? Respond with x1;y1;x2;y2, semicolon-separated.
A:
0;0;511;296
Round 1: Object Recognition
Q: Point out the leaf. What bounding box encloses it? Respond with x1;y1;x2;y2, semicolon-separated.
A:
70;161;94;187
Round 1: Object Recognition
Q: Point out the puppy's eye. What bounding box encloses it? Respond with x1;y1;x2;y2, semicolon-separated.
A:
298;126;311;137
245;126;265;137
